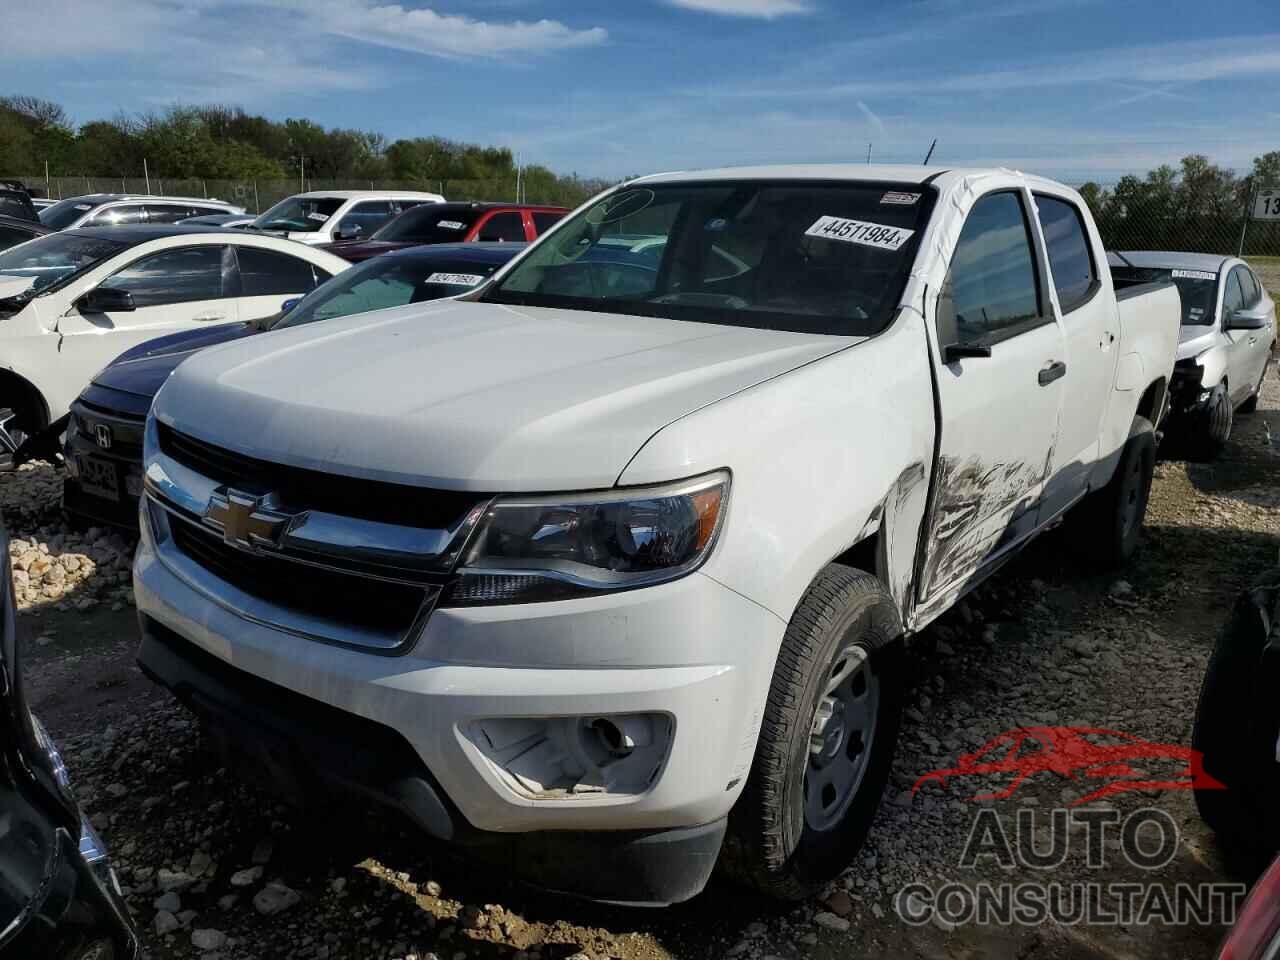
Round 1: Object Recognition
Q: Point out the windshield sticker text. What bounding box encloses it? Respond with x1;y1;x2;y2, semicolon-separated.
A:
437;220;466;230
1171;269;1215;281
306;212;330;222
805;216;915;251
881;191;922;205
426;272;485;286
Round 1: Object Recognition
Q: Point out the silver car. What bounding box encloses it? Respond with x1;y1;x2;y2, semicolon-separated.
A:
1110;251;1276;459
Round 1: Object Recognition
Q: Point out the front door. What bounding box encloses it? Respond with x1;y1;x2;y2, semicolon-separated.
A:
1033;193;1117;519
48;245;237;415
920;190;1065;609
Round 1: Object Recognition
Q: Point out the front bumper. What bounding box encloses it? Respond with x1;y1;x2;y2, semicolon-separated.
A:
134;504;784;901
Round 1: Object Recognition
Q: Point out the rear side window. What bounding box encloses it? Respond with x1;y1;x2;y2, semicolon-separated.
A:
1034;195;1096;313
98;246;225;306
337;201;395;237
0;224;34;252
477;212;526;242
531;212;564;235
237;247;323;296
88;204;146;226
937;192;1042;348
143;204;195;224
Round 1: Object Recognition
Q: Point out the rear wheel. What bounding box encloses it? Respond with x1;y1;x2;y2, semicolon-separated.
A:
721;565;904;900
1070;415;1155;567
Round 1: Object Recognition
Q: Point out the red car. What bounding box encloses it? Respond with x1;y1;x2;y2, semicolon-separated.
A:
912;725;1225;806
322;201;567;262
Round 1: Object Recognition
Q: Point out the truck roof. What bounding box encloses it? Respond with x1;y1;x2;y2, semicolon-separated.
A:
630;164;1076;192
287;190;445;201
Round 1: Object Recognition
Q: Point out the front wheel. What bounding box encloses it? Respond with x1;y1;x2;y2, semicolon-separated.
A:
720;565;904;901
1189;384;1233;460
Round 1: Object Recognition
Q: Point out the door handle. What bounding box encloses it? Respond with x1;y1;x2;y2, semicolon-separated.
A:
1248;336;1258;346
1038;361;1067;386
192;312;226;322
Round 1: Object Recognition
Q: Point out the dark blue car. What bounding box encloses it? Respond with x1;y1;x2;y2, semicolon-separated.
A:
62;242;525;528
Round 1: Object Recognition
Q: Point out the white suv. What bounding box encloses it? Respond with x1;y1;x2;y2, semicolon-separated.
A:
248;190;445;245
38;195;244;231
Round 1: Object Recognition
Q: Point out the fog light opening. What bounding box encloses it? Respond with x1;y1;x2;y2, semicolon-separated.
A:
590;717;634;758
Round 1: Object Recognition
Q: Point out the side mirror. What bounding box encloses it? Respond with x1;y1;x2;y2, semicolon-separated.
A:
943;343;993;363
76;287;135;313
1227;309;1267;331
280;297;302;314
334;224;363;241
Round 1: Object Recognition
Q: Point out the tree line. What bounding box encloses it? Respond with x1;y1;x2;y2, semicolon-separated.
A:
0;94;611;203
1079;151;1280;255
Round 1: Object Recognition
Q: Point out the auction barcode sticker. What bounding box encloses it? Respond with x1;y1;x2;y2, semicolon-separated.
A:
805;216;914;251
881;191;921;205
426;272;486;286
1171;269;1216;281
437;220;466;230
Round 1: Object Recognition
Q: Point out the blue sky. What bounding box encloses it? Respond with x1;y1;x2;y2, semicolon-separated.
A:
2;0;1278;184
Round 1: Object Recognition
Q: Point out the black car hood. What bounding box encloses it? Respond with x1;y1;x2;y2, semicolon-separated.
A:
93;322;259;401
321;239;416;262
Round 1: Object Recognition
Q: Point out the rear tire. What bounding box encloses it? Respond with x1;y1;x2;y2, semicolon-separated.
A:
1070;415;1155;567
720;565;904;901
1192;567;1280;871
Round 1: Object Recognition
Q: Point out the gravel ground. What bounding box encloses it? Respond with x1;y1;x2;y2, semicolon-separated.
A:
10;366;1279;960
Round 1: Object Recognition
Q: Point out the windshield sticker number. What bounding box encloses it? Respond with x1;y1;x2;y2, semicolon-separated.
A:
75;203;93;211
426;272;485;286
436;220;466;230
881;192;922;206
805;216;914;251
306;212;330;222
1171;269;1216;281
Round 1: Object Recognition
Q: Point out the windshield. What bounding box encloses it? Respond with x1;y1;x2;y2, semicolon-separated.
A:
273;254;507;329
485;181;933;335
1112;265;1217;326
0;233;127;294
38;197;104;230
252;196;344;233
372;206;480;243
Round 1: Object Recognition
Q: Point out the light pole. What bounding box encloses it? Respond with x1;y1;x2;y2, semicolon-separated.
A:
290;155;308;194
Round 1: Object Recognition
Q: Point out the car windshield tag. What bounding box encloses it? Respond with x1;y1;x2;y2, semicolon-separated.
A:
426;272;485;286
1171;269;1216;281
804;216;914;251
306;212;330;222
437;220;465;230
880;191;921;205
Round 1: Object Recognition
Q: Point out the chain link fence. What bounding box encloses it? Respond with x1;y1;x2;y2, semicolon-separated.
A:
5;175;599;212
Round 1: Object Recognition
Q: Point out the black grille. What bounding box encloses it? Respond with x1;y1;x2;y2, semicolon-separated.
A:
167;515;431;639
158;423;485;529
72;400;146;457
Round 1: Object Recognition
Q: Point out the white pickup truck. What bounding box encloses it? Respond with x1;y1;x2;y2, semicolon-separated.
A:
134;165;1181;905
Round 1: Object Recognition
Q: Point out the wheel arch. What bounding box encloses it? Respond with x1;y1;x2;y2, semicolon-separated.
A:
0;367;50;430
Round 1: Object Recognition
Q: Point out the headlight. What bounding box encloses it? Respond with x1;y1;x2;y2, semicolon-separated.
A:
445;471;729;605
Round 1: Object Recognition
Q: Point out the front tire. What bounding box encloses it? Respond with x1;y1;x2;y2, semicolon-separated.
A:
721;565;904;901
1192;567;1280;871
1190;384;1233;460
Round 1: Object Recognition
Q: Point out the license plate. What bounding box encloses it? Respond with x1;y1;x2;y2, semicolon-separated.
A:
76;456;119;502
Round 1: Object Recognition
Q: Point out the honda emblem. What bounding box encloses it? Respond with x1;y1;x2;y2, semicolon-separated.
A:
94;424;112;450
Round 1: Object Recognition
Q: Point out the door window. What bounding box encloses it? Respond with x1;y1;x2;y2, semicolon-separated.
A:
532;211;565;235
336;201;394;237
477;212;526;242
1034;195;1096;313
936;192;1042;348
97;246;225;307
236;247;324;296
1239;267;1262;307
87;205;146;226
1222;268;1246;321
143;204;196;224
0;225;35;252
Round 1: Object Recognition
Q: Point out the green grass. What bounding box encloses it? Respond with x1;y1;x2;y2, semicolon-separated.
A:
1246;256;1280;294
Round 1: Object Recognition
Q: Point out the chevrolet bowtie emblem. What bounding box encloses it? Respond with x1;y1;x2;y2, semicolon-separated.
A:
203;488;290;549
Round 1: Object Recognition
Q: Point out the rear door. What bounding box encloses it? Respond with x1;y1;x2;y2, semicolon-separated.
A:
1236;265;1275;395
1033;192;1117;518
475;211;526;243
920;189;1065;607
233;245;332;324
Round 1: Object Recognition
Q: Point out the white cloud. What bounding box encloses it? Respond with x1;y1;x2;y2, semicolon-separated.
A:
662;0;812;18
281;0;608;58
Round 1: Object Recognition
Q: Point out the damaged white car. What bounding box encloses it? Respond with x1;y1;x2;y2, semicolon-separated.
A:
134;165;1182;905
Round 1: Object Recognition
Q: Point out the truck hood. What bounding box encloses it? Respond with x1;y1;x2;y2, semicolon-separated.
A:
156;300;856;491
92;322;258;400
1176;324;1218;362
319;239;415;263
